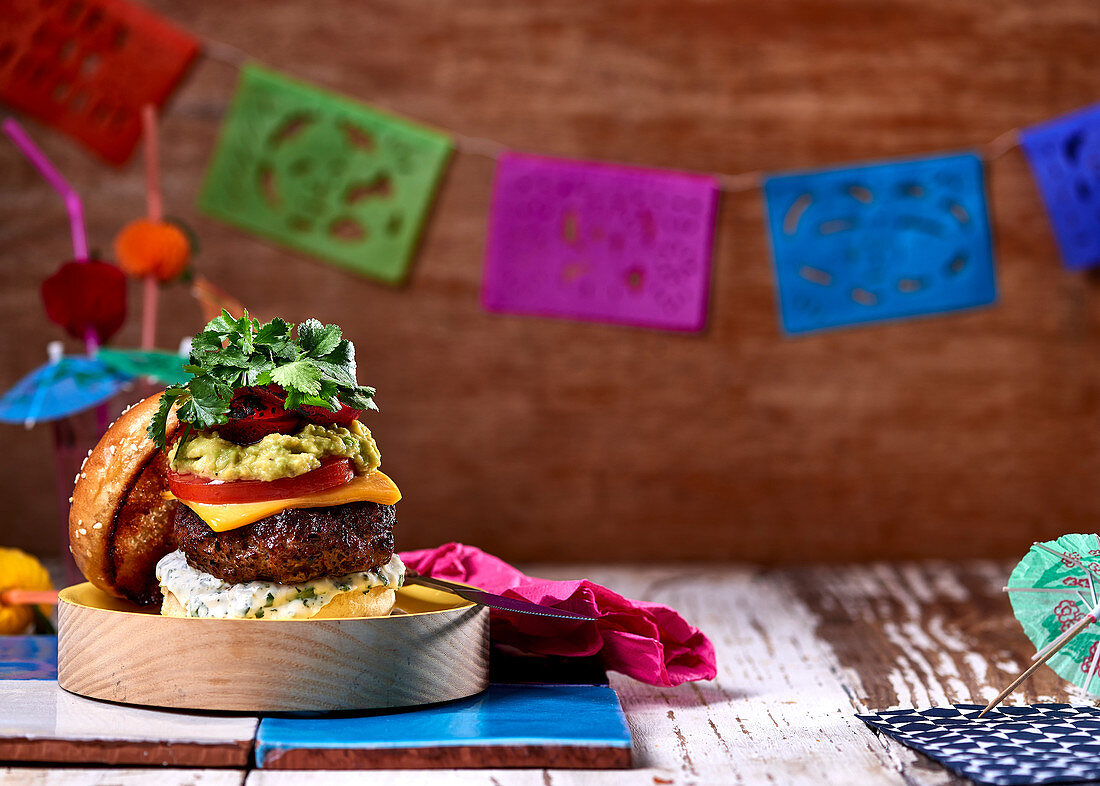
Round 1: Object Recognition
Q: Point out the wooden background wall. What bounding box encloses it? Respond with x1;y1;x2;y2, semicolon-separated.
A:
3;0;1100;563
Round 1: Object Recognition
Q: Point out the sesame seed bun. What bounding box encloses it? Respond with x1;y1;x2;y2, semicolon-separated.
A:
69;394;181;606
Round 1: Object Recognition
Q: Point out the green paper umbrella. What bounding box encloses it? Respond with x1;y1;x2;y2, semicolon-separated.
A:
96;347;190;386
1007;534;1100;695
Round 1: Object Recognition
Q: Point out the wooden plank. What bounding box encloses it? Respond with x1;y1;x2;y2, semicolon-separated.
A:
3;0;1100;565
1;770;243;786
783;560;1077;785
540;564;906;784
248;772;656;786
5;562;1055;783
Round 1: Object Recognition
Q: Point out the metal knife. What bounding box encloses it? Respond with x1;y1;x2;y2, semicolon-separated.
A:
404;569;597;621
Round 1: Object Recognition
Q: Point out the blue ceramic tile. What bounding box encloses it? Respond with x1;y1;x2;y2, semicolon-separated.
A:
762;152;996;335
1020;102;1100;271
0;635;57;680
256;684;631;767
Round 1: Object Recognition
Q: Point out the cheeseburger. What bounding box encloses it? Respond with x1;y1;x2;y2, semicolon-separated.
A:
69;314;404;620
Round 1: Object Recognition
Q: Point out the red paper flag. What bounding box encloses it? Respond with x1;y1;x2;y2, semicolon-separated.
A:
0;0;200;164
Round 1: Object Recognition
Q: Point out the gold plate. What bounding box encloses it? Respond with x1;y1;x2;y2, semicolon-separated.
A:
57;582;490;712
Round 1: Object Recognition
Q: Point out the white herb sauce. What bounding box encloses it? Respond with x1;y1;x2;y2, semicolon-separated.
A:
155;550;405;620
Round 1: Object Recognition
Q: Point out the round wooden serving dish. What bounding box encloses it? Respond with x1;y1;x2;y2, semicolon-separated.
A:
57;582;489;712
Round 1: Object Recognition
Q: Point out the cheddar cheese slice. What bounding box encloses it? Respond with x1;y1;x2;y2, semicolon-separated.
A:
177;471;401;533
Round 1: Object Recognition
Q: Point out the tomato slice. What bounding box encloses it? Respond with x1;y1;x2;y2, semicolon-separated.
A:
167;457;355;505
216;409;301;444
255;385;362;427
298;403;362;428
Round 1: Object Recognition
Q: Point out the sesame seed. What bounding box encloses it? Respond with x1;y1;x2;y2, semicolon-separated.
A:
92;522;102;530
78;528;87;535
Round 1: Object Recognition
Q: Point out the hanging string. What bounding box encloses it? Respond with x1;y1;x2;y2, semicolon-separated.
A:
200;35;1023;194
981;128;1021;161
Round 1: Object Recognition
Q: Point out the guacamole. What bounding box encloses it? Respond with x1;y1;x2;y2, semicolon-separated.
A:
169;419;381;482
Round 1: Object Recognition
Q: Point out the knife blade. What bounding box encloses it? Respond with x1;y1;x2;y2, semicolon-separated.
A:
403;570;597;621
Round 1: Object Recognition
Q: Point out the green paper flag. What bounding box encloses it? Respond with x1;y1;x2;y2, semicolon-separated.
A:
199;65;453;284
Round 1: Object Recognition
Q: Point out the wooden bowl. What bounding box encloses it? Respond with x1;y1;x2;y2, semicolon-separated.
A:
57;582;489;712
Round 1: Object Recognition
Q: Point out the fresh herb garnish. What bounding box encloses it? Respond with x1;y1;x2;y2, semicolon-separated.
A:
265;592;275;607
254;608;265;619
148;311;378;449
297;587;317;601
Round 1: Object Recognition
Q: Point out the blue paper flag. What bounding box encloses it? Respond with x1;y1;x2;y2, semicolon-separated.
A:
762;152;997;335
859;704;1100;786
1020;103;1100;271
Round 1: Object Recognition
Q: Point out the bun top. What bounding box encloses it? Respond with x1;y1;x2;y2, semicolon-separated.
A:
69;394;181;606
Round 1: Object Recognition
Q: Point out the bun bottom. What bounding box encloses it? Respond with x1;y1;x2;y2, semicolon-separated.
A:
161;585;397;620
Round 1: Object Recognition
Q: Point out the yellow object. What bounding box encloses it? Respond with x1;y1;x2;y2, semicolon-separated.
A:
0;548;52;635
178;470;402;533
114;219;192;282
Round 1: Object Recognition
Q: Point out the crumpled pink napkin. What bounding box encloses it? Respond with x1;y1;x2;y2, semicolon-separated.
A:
398;542;716;687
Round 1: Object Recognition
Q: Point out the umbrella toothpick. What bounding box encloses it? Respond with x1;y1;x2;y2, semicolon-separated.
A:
979;610;1098;718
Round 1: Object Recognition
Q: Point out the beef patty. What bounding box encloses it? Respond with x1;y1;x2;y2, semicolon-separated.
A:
173;501;395;584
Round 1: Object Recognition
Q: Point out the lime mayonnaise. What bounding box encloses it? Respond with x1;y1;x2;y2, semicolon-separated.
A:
155;550;405;620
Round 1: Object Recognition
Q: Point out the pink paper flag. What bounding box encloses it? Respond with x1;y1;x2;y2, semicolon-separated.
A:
399;542;718;687
483;153;719;332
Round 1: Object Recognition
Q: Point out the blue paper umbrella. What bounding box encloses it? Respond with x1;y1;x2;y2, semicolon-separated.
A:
1020;102;1100;271
0;346;129;427
762;152;997;335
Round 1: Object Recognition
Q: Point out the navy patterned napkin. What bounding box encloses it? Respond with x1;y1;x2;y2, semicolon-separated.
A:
858;704;1100;785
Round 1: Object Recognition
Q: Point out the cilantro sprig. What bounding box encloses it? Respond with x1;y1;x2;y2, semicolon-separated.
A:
148;312;378;449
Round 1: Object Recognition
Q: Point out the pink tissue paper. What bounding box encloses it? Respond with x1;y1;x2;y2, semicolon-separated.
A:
482;152;719;332
399;542;717;687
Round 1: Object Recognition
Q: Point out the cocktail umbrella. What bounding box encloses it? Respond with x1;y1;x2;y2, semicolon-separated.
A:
0;343;129;428
96;346;190;386
980;534;1100;715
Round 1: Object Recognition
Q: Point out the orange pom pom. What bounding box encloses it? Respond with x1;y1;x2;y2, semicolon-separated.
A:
114;220;191;282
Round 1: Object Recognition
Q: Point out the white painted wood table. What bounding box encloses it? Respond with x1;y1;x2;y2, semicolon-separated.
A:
1;561;1072;785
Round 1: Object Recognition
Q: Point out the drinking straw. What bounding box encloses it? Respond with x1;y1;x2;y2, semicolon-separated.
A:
3;119;107;432
3;120;111;584
0;589;60;606
2;118;96;355
140;104;161;350
2;118;89;263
